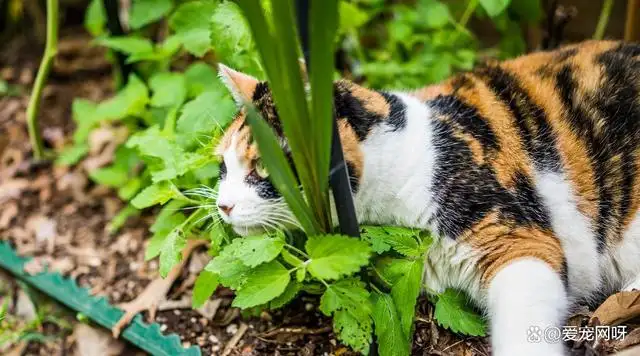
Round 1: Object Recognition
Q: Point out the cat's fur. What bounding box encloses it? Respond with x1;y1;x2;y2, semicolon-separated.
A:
214;40;640;355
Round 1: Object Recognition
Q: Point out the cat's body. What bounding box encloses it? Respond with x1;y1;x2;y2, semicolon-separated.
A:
215;40;640;355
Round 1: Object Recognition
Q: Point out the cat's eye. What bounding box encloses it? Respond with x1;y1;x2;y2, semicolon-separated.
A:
255;160;269;179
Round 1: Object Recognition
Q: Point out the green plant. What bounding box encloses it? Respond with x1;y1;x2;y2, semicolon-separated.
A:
57;0;546;354
25;0;58;160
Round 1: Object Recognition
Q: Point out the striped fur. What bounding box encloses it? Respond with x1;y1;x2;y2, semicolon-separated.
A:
215;41;640;355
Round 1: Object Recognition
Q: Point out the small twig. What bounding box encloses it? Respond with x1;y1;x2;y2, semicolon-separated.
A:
260;325;332;338
221;322;249;356
594;0;615;40
25;0;58;160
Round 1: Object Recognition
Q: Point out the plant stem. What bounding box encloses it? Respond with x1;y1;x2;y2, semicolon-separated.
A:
25;0;58;160
284;244;310;259
594;0;615;40
459;0;479;29
625;0;638;41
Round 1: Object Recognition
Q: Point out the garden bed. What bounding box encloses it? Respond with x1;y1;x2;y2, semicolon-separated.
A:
0;31;489;356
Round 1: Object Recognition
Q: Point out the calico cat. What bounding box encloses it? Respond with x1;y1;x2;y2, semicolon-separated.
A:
214;40;640;356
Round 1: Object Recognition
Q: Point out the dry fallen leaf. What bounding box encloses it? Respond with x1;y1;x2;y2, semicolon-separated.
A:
591;291;640;326
15;289;37;322
0;178;29;204
614;327;640;351
25;214;57;252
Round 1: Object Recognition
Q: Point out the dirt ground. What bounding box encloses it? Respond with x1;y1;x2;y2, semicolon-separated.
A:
0;30;638;356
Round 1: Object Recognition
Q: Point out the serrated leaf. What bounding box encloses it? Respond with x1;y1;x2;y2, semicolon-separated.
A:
306;235;371;280
149;72;187;108
205;241;251;289
270;281;301;309
391;259;424;337
192;270;219;308
479;0;511;17
419;0;451;29
84;0;106;36
320;279;372;354
129;0;173;29
131;181;181;209
170;1;218;56
232;261;291;308
434;289;487;336
372;292;409;356
233;234;284;267
362;226;424;257
159;229;186;277
127;126;207;182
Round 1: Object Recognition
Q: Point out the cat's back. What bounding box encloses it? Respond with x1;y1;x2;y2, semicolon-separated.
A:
421;40;640;297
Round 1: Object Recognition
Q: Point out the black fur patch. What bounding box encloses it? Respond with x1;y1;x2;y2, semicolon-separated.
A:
381;92;407;132
478;65;562;172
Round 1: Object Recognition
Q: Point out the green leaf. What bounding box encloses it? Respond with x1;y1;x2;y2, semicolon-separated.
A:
361;226;424;257
270;281;301;309
89;166;129;187
192;270;219;308
434;289;487;336
149;72;187;108
71;99;99;144
85;0;106;36
184;62;226;98
170;0;218;56
159;229;186;277
95;74;149;121
391;259;424;337
205;240;251;289
95;36;154;55
479;0;511;17
338;1;370;34
210;1;259;72
129;0;173;30
131;181;182;209
232;234;285;267
127;126;207;182
146;206;186;260
306;235;371;280
107;205;140;234
418;0;451;29
372;292;409;356
177;91;236;147
232;261;291;308
56;143;89;166
320;278;372;354
510;0;542;22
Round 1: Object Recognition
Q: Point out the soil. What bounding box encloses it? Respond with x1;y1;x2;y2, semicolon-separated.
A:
0;29;637;356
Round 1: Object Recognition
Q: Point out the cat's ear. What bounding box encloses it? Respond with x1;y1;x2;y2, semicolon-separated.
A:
218;63;260;105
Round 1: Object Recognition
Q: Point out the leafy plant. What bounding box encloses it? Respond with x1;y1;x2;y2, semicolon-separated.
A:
58;0;517;354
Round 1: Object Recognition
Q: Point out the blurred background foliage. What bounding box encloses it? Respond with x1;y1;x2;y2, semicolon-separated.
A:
1;0;638;90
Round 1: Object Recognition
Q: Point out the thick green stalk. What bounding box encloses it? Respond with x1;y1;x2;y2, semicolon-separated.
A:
594;0;615;40
26;0;59;160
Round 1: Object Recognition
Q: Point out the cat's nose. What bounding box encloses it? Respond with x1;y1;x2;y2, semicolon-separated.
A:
218;203;235;216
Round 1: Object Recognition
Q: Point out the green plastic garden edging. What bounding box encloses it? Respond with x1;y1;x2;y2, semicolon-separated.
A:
0;241;201;356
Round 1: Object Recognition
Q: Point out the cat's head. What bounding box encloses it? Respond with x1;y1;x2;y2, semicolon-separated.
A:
215;64;385;236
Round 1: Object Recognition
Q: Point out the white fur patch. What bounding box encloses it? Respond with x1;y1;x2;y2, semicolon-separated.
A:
488;259;568;356
533;170;600;300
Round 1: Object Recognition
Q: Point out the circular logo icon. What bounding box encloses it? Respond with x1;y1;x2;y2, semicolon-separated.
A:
544;326;562;344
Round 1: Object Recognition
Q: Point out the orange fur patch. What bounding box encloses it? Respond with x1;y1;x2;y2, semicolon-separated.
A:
462;212;565;283
337;119;364;179
339;81;391;117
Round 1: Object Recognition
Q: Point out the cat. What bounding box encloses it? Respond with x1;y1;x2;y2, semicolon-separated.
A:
214;40;640;356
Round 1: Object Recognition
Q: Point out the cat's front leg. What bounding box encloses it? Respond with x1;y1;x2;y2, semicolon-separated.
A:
487;258;568;356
